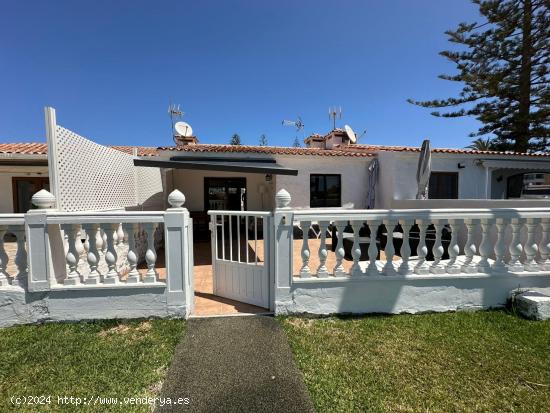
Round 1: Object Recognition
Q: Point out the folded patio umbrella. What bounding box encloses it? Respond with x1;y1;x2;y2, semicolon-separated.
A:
416;139;432;200
366;158;379;209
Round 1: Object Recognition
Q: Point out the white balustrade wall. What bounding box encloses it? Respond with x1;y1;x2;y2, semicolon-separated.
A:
0;214;27;289
273;190;550;315
0;189;192;327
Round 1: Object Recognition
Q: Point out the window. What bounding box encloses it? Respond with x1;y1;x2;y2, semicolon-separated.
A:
428;172;458;199
310;174;341;207
507;172;550;199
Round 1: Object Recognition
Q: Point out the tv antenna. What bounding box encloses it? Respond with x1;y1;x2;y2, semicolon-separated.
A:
168;102;185;144
282;116;304;132
328;106;342;130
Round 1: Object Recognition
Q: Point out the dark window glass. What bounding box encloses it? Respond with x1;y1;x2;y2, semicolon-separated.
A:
428;172;458;199
12;177;49;213
310;174;341;207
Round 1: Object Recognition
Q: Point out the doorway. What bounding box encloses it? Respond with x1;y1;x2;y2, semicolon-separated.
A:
12;177;49;213
204;177;246;211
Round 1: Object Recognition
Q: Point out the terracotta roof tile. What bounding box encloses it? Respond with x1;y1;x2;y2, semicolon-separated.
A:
0;143;158;157
0;143;48;155
157;144;375;157
344;144;550;157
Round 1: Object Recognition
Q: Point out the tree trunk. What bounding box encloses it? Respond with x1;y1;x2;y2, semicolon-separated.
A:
516;0;533;153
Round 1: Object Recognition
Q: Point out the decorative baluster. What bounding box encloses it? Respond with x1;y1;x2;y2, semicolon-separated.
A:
367;220;380;275
123;223;141;283
477;218;492;273
317;221;329;278
101;229;108;255
446;219;461;274
398;220;413;275
103;223;120;284
116;224;125;246
524;218;539;272
62;224;81;285
383;219;396;275
333;221;346;277
350;221;363;277
82;223;101;284
299;220;311;278
143;223;158;283
414;220;430;275
428;220;444;274
492;218;507;273
508;218;524;272
9;226;28;288
461;219;478;273
538;218;550;271
0;226;9;286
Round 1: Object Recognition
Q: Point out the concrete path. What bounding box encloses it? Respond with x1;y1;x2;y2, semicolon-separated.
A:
157;316;315;413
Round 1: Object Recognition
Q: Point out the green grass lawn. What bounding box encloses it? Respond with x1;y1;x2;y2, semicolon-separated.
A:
0;319;184;412
280;311;550;413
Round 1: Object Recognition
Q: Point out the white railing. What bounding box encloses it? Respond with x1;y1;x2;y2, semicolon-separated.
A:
208;211;271;266
46;212;165;287
290;208;550;279
0;214;26;288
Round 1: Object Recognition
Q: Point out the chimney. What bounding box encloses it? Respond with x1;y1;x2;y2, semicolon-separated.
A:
304;133;325;149
174;135;199;146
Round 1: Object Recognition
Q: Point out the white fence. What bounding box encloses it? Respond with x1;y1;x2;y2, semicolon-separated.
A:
0;190;192;327
3;186;550;326
273;190;550;315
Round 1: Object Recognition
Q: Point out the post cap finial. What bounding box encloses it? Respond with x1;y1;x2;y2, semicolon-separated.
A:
31;189;56;209
168;189;186;208
275;188;291;209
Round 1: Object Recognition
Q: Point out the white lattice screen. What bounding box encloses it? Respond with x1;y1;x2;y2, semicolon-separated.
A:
52;124;163;211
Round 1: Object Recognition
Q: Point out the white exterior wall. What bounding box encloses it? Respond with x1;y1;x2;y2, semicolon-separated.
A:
385;152;487;204
171;169;275;211
0;168;49;213
275;155;372;209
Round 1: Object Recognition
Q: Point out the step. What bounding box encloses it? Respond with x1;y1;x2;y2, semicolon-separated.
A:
514;290;550;321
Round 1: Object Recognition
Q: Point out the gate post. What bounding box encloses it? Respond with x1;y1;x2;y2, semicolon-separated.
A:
26;189;58;292
164;190;192;317
273;189;293;314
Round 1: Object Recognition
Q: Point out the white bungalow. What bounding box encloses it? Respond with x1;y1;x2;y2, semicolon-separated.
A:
2;128;550;215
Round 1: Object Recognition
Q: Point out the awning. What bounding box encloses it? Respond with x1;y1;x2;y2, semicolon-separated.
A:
481;159;550;170
133;158;298;175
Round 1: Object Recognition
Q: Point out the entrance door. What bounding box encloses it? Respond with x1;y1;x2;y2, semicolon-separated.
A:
204;178;246;211
208;211;270;308
12;177;49;213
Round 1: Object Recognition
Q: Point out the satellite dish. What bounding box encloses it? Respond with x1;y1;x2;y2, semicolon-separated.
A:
174;121;193;137
344;124;356;144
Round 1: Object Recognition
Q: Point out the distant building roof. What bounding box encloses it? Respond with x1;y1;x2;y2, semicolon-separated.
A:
158;142;550;158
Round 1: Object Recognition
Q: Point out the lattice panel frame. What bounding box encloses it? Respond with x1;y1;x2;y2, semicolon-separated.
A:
136;166;164;209
54;125;162;211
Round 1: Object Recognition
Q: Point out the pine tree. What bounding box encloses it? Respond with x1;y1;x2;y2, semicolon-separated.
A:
292;137;301;147
409;0;549;153
259;134;268;146
230;134;241;145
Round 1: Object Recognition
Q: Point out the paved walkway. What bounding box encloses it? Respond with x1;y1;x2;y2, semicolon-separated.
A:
157;316;315;413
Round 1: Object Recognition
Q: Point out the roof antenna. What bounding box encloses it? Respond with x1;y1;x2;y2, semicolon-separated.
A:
168;102;184;144
282;116;304;132
328;106;342;130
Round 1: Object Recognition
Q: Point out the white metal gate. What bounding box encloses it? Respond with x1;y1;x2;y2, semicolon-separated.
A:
208;211;271;309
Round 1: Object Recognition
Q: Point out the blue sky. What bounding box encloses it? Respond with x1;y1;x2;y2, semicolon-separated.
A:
0;0;483;148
